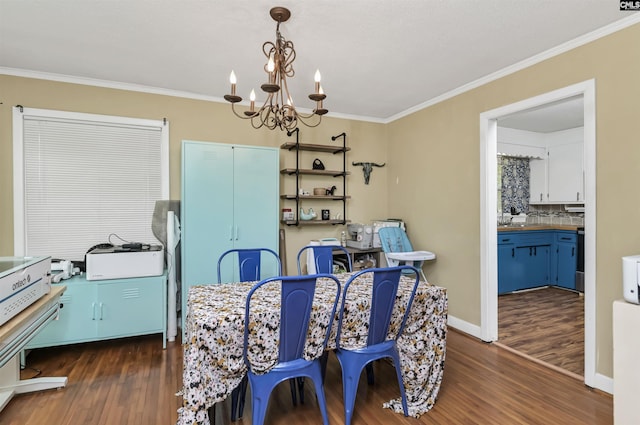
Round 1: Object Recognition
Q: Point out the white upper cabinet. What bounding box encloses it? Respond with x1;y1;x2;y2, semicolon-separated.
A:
537;127;584;204
499;126;584;205
529;158;547;203
547;141;584;202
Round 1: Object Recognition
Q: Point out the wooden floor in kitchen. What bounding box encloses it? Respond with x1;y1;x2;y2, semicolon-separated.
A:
498;286;584;377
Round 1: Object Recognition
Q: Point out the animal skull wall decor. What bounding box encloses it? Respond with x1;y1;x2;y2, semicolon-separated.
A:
352;161;386;184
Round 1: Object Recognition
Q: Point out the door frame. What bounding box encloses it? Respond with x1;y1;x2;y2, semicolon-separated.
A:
479;79;597;387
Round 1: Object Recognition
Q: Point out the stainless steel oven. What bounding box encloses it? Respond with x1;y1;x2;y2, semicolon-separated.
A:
576;227;585;292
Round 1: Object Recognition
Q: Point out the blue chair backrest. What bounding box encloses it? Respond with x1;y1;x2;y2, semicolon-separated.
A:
243;274;341;366
296;245;353;274
335;266;421;349
217;248;281;283
378;227;413;253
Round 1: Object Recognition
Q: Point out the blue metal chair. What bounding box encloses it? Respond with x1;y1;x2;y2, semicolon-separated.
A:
243;274;341;425
378;227;435;282
297;244;378;388
334;265;421;425
217;247;281;284
296;244;353;275
295;244;355;398
212;248;282;423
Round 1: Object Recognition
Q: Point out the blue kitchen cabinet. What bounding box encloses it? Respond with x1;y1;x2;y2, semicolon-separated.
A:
554;231;577;289
26;273;167;349
498;230;552;294
498;234;521;294
521;244;551;288
181;141;279;337
498;229;579;293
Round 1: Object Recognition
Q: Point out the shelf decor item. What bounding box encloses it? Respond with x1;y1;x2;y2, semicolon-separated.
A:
300;207;317;220
223;7;328;131
312;158;325;170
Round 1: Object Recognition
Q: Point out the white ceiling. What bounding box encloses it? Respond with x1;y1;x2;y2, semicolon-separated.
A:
498;96;585;133
0;1;638;124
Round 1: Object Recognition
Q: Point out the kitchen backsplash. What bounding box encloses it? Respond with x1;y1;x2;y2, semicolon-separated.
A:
527;205;584;226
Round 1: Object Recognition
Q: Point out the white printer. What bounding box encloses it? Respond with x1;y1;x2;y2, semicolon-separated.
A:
622;255;640;304
0;256;51;326
86;245;164;281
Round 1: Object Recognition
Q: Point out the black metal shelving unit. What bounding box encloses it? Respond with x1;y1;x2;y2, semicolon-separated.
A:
280;129;350;226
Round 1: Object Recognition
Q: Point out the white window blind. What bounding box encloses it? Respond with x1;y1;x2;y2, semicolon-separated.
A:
13;107;169;261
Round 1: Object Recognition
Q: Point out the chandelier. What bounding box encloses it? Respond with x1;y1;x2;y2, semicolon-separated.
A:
224;7;327;131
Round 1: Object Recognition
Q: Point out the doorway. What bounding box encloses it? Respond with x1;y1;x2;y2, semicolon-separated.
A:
496;100;584;376
479;80;597;388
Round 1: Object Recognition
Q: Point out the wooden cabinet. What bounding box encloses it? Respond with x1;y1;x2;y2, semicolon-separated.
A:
26;274;167;349
280;129;350;226
181;141;280;331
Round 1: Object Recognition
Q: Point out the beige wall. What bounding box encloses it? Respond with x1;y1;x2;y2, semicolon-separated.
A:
0;76;389;272
2;21;639;381
387;22;640;379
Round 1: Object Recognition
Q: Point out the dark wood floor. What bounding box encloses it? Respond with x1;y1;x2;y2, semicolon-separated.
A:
0;327;610;425
498;286;584;376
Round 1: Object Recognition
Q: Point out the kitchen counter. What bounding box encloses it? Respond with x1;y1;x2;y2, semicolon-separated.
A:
497;224;580;232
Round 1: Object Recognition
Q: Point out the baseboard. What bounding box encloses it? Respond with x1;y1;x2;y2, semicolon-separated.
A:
593;373;613;395
447;315;483;340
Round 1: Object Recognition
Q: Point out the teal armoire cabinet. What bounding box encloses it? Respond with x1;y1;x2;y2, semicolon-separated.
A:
181;141;280;333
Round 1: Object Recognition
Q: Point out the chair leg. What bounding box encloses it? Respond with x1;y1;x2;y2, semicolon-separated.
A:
297;377;305;404
320;351;329;381
365;363;375;385
311;375;330;425
207;403;216;424
231;384;240;421
337;359;364;425
390;353;409;417
249;379;275;425
289;378;298;406
237;376;248;419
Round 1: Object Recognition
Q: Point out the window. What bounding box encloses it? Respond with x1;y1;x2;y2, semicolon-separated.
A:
13;107;169;261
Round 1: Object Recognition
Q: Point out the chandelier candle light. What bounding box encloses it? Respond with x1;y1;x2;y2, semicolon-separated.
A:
224;6;328;131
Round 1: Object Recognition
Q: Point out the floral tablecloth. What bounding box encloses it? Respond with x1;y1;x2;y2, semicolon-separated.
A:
177;272;448;425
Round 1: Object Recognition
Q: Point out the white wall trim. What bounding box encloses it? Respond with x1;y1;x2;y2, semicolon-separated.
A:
594;373;614;395
479;79;599;389
447;315;482;339
0;67;386;125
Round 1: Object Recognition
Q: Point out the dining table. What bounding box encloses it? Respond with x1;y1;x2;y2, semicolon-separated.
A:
176;271;448;425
